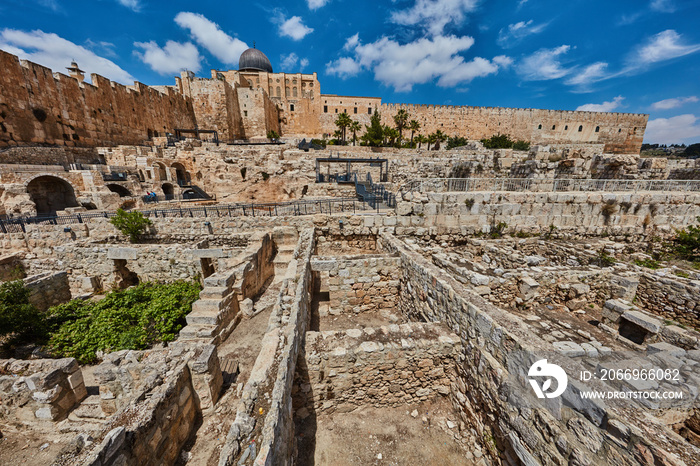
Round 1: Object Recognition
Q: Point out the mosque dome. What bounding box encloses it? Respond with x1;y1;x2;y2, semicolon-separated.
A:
239;47;273;73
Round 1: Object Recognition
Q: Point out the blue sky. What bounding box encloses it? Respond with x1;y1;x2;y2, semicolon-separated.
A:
1;0;699;144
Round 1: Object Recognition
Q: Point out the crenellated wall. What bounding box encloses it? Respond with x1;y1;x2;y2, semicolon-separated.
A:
0;50;196;148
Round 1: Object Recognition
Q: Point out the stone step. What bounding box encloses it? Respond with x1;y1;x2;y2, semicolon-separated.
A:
191;298;227;314
199;286;230;300
69;402;107;421
186;310;222;326
179;324;217;339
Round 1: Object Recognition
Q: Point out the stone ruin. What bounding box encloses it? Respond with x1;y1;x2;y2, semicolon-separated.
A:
0;142;699;466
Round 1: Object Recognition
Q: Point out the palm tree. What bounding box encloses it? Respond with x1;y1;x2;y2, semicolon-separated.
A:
408;120;420;146
433;130;447;150
332;129;343;144
415;134;426;149
427;133;437;151
335;113;352;145
393;109;409;145
349;120;361;146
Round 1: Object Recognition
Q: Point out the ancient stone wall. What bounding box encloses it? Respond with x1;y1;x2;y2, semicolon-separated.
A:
296;322;458;413
0;357;86;423
378;231;700;465
0;252;23;281
379;103;648;154
311;254;400;314
318;94;382;137
0;51;196;148
636;272;700;329
180;76;238;142
0;146;101;165
23;271;71;311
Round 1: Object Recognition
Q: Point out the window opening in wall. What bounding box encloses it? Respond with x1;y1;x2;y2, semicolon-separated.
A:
578;125;583;132
618;128;622;132
343;109;347;113
368;108;372;114
290;104;295;112
244;111;248;116
595;126;600;132
276;86;280;97
354;107;357;114
565;125;568;130
324;105;328;113
552;125;556;130
293;87;297;97
335;109;338;113
538;124;542;129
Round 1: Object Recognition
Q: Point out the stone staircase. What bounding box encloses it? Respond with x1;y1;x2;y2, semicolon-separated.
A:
179;270;239;344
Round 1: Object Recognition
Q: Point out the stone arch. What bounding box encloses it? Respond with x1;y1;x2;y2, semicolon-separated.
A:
170;162;189;185
162;183;174;198
182;188;196;199
106;184;132;197
154;161;168;181
26;175;79;216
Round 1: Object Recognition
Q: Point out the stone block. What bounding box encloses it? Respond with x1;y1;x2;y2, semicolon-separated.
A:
620;311;662;334
552;341;585;357
106;248;138;260
647;342;686;358
190;248;224;258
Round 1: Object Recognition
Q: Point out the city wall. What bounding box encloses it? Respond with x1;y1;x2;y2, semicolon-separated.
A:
0;50;196;148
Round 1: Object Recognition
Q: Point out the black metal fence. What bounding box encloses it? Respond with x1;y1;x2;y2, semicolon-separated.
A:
0;197;391;234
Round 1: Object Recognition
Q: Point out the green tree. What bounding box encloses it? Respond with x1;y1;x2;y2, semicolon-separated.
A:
393;109;409;145
415;134;426;149
349;120;361;146
433;130;447;149
427;133;437;150
266;130;279;140
334;112;352;145
0;280;46;340
408;120;420;146
447;135;469;149
361;110;384;147
110;208;153;243
672;217;700;261
481;133;515;149
684;143;700;158
383;126;399;146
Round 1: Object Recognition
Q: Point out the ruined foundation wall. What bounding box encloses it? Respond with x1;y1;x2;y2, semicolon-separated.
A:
636;272;700;329
311;254;400;314
0;50;196;148
298;322;459;412
378;231;699;465
23;271;71;311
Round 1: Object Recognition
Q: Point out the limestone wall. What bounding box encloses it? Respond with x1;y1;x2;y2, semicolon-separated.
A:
636;272;700;329
379;103;648;154
311;254;400;314
0;357;86;423
0;50;196;148
378;231;700;465
23;271;71;311
297;322;459;413
0;146;101;165
0;252;23;281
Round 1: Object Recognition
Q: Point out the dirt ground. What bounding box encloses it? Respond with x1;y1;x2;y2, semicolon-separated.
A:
295;398;475;466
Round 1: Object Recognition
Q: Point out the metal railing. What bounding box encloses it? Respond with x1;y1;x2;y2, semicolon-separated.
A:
401;178;700;194
0;197;389;234
353;172;396;208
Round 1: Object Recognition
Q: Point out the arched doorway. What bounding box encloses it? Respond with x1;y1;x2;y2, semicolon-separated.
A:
171;162;189;186
162;183;174;199
26;176;79;216
154;162;168;181
106;184;132;197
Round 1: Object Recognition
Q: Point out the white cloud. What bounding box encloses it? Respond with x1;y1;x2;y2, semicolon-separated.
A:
116;0;141;11
307;0;330;9
326;34;509;92
565;62;608;86
650;0;676;13
38;0;59;11
175;12;247;66
0;28;134;84
280;53;310;71
326;57;362;78
627;29;700;68
576;96;625;112
344;33;359;51
518;45;572;81
651;96;699;110
391;0;480;37
497;20;548;48
134;40;201;75
645;114;700;144
279;16;313;41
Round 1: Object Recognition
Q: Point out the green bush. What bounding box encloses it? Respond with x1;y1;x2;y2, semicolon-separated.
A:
633;258;661;269
446;136;469;150
489;221;508;238
110;208;152;243
310;138;327;148
0;280;46;341
590;249;616;267
266;130;279;140
481;134;514;149
512;140;531;151
672;217;700;261
48;280;201;363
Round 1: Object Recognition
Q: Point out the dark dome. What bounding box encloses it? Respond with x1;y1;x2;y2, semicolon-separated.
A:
239;48;273;73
